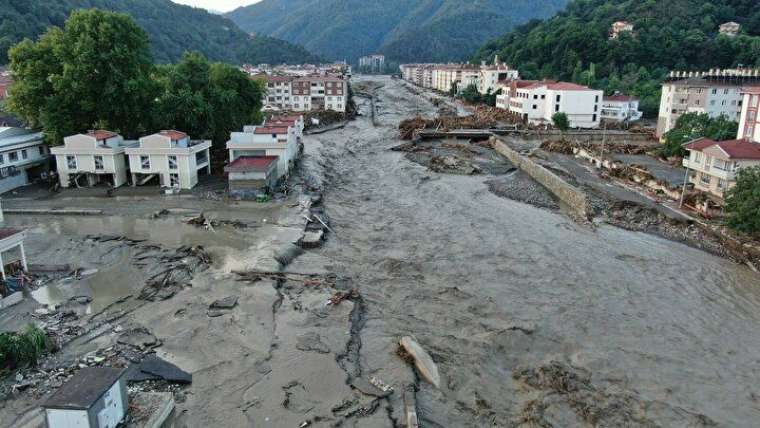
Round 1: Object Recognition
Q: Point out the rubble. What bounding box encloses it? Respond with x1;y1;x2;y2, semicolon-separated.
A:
350;378;391;398
327;288;359;306
209;296;238;310
117;328;160;351
398;336;440;388
126;354;192;385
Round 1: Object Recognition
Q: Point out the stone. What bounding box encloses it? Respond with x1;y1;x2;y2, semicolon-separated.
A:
295;332;330;354
209;296;239;310
399;336;440;388
117;327;159;351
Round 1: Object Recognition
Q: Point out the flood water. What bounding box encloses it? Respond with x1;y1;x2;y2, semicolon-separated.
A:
302;77;760;426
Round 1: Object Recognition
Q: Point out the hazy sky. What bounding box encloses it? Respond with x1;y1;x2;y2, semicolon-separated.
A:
172;0;261;12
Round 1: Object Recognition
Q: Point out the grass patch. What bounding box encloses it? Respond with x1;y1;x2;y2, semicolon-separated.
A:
0;325;49;372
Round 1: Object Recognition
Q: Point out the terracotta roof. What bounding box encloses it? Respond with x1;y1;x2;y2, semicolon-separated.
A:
225;156;278;172
684;138;760;159
545;82;593;91
254;126;289;135
604;94;638;102
267;75;294;82
159;130;188;140
86;130;118;141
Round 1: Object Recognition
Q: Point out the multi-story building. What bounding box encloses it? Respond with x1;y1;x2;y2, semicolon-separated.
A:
656;69;760;137
261;74;348;113
0;127;50;194
600;94;643;122
478;57;519;95
609;21;634;39
51;131;135;188
124;130;211;190
358;54;385;72
431;64;479;93
506;81;603;128
719;22;741;37
682;137;760;198
738;86;760;142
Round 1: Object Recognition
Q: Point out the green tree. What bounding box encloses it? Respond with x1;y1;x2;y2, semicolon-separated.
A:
7;9;157;144
725;166;760;234
459;84;482;104
662;112;738;157
552;112;570;132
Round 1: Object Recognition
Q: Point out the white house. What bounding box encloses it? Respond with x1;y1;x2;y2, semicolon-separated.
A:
601;94;643;122
51;130;135;188
124;130;211;190
0;127;50;194
226;121;301;183
43;367;128;428
508;81;603;128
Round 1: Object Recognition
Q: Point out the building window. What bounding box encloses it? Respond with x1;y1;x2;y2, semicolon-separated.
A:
21;149;27;160
533;94;538;99
94;155;104;170
595;95;599;102
532;104;537;110
556;95;561;102
66;155;77;170
541;95;545;99
712;89;717;95
38;146;45;156
9;152;18;162
0;154;3;165
170;173;179;188
141;155;150;169
168;155;178;170
555;105;560;112
717;179;726;189
694;152;702;163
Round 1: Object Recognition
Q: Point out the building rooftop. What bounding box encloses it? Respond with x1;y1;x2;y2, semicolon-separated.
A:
86;130;119;141
225;156;279;172
0;127;44;149
604;94;639;102
0;228;22;241
159;130;188;140
684;138;760;159
43;367;125;410
254;126;290;135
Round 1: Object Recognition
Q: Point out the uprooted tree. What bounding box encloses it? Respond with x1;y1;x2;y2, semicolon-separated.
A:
725;165;760;234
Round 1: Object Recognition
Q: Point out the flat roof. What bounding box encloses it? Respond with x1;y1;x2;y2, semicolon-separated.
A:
0;127;44;149
43;367;125;410
225;156;278;172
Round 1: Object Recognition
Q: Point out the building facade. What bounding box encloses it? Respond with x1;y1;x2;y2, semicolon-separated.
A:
506;81;603;128
683;137;760;198
51;131;135;188
124;130;211;190
261;74;348;113
0;127;50;194
478;58;519;95
610;21;634;39
656;69;760;137
719;22;741;37
358;54;385;72
738;86;760;142
600;94;643;122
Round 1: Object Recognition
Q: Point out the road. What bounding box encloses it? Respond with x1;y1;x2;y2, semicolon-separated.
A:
300;76;760;427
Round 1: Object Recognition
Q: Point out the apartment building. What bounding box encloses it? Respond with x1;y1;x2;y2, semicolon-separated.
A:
262;74;348;113
600;94;643;122
719;22;741;37
478;58;519;95
0;127;50;194
431;65;479;93
51;131;135;188
738;86;760;142
682;137;760;198
656;69;760;137
124;130;211;190
358;54;385;72
506;81;603;128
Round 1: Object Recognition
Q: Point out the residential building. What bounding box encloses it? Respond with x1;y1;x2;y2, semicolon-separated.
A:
124;130;211;190
0;127;50;194
682;137;760;198
225;155;279;198
431;64;479;93
43;367;128;428
261;74;348;113
51;130;135;188
506;81;603;128
719;22;741;37
656;69;760;137
609;21;634;39
358;54;385;72
738;86;760;142
478;56;519;95
600;94;643;122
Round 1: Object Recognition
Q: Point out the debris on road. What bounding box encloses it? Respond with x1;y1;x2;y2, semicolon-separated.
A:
126;354;192;385
398;336;441;388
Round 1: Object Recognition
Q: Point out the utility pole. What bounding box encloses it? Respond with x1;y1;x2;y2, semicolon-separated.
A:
679;161;690;208
599;121;607;169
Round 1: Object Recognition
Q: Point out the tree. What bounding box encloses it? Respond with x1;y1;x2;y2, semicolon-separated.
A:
552;112;570;132
661;112;738;157
725;166;760;234
459;84;481;104
7;9;157;143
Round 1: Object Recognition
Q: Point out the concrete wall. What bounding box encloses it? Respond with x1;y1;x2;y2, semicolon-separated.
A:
491;136;590;218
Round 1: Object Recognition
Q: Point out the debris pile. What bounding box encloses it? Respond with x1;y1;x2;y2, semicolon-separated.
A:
138;246;211;301
399;115;497;140
540;139;651;155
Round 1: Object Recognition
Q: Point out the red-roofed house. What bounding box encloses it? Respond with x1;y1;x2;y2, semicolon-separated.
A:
739;86;760;143
683;137;760;197
124;131;211;189
506;81;603;128
601;93;643;122
52;131;137;188
224;156;279;197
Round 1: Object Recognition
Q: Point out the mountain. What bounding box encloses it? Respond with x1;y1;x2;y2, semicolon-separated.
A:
472;0;760;115
226;0;570;63
0;0;321;64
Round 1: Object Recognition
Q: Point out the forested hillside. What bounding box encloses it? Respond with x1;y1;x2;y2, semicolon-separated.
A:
0;0;320;65
227;0;569;63
473;0;760;116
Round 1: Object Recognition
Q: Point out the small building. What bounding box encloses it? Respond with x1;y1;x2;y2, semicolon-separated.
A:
601;94;643;122
610;21;634;39
51;131;136;188
42;367;128;428
719;22;741;37
0;228;27;280
125;130;211;189
0;127;50;194
226;123;301;183
682;137;760;198
225;155;278;198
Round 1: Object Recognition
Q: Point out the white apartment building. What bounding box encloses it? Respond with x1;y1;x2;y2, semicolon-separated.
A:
124;130;211;190
262;74;348;113
51;131;135;188
738;86;760;142
656;69;760;137
478;58;519;95
600;94;643;122
0;127;50;194
508;81;603;128
358;54;385;72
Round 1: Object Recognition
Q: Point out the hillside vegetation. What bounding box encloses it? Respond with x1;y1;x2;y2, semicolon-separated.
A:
226;0;569;63
0;0;320;64
473;0;760;116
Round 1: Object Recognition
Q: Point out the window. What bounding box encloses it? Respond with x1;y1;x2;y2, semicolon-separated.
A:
21;149;27;160
694;152;702;163
168;155;178;170
594;105;598;112
8;152;18;162
38;146;45;156
141;155;150;169
595;95;599;102
170;173;179;188
717;179;726;189
533;104;537;110
593;114;597;122
555;104;560;112
700;173;711;185
66;155;77;170
94;155;104;170
0;154;4;164
556;95;561;102
712;89;717;95
533;94;538;100
541;95;545;99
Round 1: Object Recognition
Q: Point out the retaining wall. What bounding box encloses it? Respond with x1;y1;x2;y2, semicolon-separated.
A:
490;136;590;218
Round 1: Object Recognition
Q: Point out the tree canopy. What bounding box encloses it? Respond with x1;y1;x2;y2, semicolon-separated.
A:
552;112;570;132
725;166;760;234
661;113;738;157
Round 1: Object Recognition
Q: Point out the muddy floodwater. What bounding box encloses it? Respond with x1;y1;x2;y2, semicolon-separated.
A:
301;76;760;426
